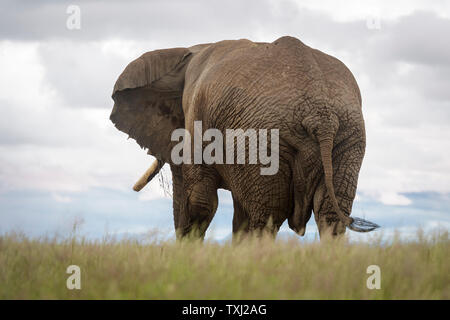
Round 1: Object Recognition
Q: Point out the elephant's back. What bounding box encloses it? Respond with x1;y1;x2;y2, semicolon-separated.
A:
185;36;362;131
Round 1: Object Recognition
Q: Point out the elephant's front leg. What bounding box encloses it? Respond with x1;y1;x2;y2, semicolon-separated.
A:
176;164;220;239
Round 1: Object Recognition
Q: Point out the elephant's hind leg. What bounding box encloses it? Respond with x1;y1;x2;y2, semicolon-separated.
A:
287;153;313;235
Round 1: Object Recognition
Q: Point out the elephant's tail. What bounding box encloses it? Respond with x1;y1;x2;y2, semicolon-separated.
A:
302;107;379;232
317;134;354;227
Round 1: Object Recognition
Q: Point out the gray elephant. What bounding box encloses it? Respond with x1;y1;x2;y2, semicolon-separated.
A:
110;36;378;240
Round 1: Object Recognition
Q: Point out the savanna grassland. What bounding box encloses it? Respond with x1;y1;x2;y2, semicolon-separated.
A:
0;230;448;299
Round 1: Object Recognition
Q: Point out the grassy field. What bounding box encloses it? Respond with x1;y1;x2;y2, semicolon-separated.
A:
0;229;448;299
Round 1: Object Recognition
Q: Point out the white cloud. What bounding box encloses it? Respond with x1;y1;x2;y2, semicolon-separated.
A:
0;40;167;196
51;193;72;203
37;39;151;109
0;41;53;106
291;0;450;21
378;192;412;206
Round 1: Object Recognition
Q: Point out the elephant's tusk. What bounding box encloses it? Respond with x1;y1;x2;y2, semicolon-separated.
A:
133;160;163;192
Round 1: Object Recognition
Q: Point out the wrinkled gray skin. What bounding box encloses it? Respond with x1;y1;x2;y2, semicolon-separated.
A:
110;36;378;240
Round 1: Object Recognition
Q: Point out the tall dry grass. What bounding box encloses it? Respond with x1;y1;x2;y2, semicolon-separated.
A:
0;229;448;299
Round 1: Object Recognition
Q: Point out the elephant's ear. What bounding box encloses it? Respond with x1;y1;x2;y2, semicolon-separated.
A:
112;47;192;97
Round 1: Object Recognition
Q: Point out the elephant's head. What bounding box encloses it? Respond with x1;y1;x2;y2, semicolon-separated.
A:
110;48;192;163
110;47;207;231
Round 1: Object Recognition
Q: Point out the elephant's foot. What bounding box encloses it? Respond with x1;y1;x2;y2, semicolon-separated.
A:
316;214;346;239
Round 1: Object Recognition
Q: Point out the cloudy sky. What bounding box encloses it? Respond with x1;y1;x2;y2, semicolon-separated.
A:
1;0;449;241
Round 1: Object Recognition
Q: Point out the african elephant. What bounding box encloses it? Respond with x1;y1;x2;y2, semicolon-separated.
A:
110;36;378;240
